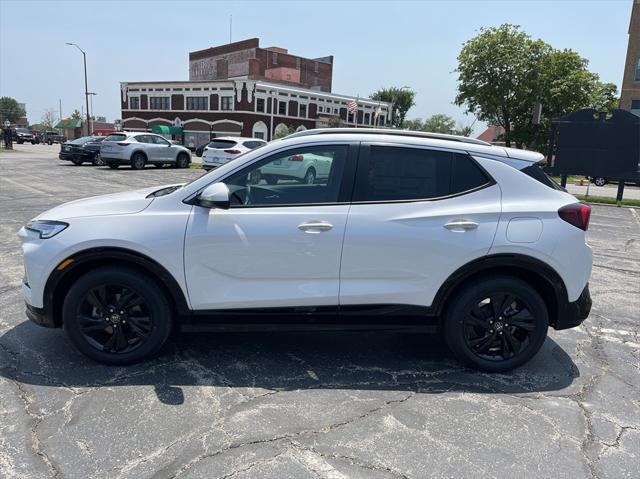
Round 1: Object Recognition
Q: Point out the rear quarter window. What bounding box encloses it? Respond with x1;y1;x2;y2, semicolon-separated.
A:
104;134;127;142
208;140;237;149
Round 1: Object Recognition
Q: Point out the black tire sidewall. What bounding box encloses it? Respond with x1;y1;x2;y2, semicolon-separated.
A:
131;153;145;169
176;153;188;168
444;276;548;372
62;267;172;365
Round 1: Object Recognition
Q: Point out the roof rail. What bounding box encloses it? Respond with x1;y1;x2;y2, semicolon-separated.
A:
286;128;491;146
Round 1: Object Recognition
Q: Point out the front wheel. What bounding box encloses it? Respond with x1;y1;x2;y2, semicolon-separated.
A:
593;177;607;187
443;276;548;372
176;153;189;169
62;267;172;365
92;153;105;166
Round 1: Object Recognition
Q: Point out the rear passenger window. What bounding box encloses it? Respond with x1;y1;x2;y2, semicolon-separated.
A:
450;153;490;194
354;147;489;202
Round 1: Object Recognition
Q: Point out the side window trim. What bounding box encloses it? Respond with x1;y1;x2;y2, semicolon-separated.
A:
352;142;494;204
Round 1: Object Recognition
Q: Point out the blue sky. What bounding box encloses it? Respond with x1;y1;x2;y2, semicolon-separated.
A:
0;0;633;134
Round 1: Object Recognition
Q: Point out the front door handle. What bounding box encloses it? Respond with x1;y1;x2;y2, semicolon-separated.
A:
444;220;479;231
298;221;333;233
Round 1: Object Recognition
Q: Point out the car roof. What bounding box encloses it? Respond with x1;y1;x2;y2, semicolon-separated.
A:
281;128;544;163
211;137;266;142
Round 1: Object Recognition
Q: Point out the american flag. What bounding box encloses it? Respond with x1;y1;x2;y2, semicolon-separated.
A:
346;100;358;113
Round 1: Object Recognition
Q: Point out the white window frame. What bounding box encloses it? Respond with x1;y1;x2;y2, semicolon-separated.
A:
220;95;234;111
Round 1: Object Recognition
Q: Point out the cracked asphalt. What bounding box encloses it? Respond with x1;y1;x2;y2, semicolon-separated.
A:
1;144;639;478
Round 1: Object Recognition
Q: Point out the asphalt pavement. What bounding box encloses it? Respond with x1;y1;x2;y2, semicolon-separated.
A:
1;144;638;478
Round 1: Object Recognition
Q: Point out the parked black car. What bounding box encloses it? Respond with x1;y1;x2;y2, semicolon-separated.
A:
40;131;67;145
13;128;36;144
59;136;106;165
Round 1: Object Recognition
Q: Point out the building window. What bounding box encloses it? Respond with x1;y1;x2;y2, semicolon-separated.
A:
379;115;385;125
129;97;140;109
364;113;370;124
186;96;207;110
149;97;169;110
272;52;278;65
221;96;233;111
348;112;354;123
299;104;307;118
256;98;266;112
318;106;323;113
296;57;301;69
631;99;640;113
636;58;640;81
278;101;287;115
314;61;319;73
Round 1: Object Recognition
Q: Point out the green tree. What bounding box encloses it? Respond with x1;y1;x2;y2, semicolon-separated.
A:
402;118;424;131
455;24;618;150
70;109;82;120
422;114;456;134
0;97;26;125
273;124;295;139
371;87;416;127
589;82;618;113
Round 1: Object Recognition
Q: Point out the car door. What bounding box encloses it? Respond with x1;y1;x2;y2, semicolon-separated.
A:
184;143;358;310
339;143;501;308
151;135;173;161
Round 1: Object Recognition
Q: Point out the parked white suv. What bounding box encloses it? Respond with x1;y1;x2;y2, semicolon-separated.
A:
201;137;266;170
19;129;592;371
100;132;192;169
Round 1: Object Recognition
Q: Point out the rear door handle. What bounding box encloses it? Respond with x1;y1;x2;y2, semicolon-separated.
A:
444;220;479;231
298;221;333;233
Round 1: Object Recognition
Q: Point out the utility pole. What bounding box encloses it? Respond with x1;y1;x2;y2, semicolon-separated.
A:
59;99;62;122
66;42;91;135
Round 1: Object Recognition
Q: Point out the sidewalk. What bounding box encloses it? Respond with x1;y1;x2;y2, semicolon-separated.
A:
565;183;640;200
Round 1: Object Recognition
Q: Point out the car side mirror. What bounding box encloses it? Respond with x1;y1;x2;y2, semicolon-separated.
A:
198;182;230;209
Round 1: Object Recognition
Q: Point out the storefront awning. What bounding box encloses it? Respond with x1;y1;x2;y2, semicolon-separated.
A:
152;125;182;135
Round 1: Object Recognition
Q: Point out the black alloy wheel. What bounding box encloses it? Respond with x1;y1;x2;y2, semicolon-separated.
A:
444;277;548;372
63;267;172;365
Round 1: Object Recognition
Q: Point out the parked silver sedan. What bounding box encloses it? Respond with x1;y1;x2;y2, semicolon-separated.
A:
100;132;192;169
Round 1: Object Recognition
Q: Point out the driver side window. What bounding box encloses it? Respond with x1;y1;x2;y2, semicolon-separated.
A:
225;145;348;207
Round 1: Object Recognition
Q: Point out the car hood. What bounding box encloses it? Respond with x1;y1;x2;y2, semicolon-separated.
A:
36;185;172;220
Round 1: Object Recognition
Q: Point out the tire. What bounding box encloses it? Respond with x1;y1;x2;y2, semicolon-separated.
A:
593;177;607;187
107;162;119;169
176;153;189;169
130;152;146;170
71;159;83;166
48;140;53;145
62;266;172;365
264;175;278;185
92;153;105;166
443;276;548;372
303;168;316;184
31;140;36;145
17;139;23;144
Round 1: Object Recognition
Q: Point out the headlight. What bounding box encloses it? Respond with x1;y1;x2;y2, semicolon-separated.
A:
25;220;68;239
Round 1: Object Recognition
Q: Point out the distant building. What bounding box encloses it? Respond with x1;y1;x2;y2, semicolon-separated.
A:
17;102;28;127
476;125;504;144
620;0;640;115
120;38;392;147
189;38;333;92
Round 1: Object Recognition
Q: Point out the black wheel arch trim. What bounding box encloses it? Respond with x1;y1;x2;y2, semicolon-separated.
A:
430;253;571;328
43;247;190;327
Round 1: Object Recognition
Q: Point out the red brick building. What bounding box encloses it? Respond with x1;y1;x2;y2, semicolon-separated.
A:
120;39;392;147
620;0;640;115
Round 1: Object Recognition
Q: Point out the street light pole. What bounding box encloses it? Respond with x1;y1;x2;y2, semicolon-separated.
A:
66;42;91;136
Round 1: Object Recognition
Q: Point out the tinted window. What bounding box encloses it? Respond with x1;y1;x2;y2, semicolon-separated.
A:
224;145;348;206
134;135;150;143
243;140;266;150
450;153;490;194
151;135;170;145
69;136;95;145
104;133;127;142
355;146;452;201
521;164;564;191
208;140;237;149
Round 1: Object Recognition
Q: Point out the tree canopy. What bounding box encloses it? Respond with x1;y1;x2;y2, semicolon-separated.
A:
403;113;474;137
0;97;26;125
455;23;618;149
371;87;416;127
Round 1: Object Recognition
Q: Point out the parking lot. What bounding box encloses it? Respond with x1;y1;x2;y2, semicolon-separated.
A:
0;143;638;478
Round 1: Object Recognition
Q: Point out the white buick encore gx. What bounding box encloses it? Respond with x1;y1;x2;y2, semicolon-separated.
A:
19;128;592;371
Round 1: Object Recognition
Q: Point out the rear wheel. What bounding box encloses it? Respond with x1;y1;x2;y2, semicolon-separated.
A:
131;152;146;170
443;276;548;372
92;153;105;166
303;168;316;184
593;177;607;187
176;153;189;169
62;267;172;365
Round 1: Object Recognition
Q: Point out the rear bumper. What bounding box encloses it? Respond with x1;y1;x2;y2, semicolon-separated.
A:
59;151;95;161
553;283;591;330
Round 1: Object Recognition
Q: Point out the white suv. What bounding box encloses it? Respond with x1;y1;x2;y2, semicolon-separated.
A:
201;137;267;170
19;129;592;371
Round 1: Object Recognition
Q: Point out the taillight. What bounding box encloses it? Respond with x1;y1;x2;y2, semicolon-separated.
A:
558;203;591;231
117;142;128;146
224;149;241;154
289;154;304;162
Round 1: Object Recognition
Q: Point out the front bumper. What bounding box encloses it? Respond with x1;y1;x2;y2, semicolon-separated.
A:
25;302;56;328
59;151;95;161
554;283;592;330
